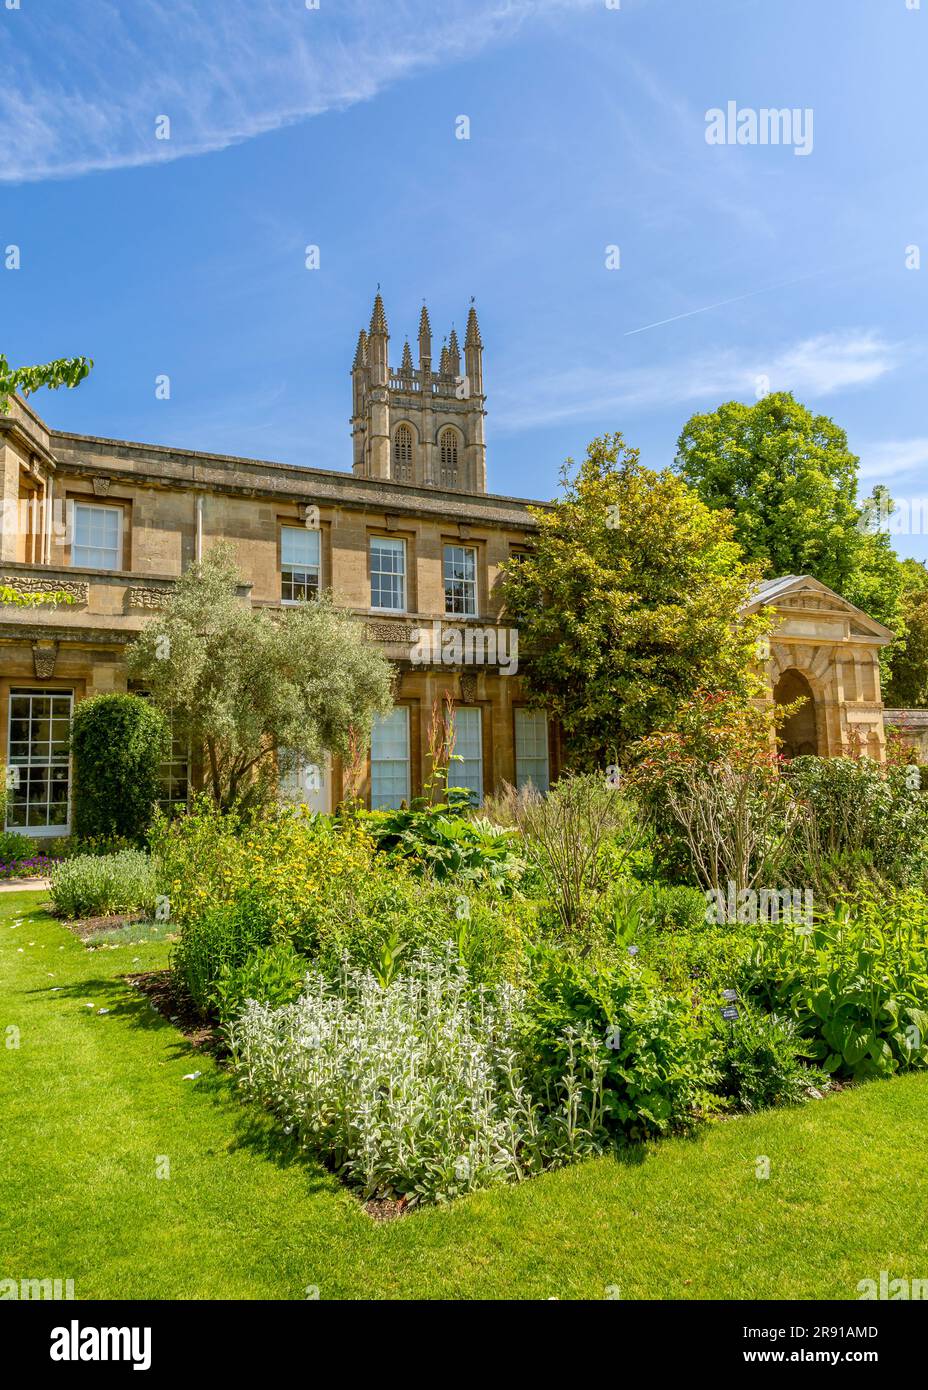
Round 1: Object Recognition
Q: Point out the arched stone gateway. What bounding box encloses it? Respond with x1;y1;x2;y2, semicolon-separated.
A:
773;668;820;757
743;575;895;761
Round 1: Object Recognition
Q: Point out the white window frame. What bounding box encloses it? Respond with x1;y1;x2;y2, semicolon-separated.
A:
515;708;550;794
370;536;407;613
446;706;483;804
72;502;123;571
281;525;321;605
443;544;478;617
370;706;411;810
158;723;190;815
6;688;73;837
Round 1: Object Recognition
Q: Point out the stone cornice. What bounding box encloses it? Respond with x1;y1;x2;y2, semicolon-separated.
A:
0;623;131;646
49;431;543;529
745;573;895;643
0;415;57;470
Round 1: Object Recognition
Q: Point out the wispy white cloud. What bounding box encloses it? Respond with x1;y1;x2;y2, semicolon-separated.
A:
493;330;901;432
0;0;594;184
858;437;928;490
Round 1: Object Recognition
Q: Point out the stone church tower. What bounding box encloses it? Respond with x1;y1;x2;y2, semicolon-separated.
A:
350;293;487;493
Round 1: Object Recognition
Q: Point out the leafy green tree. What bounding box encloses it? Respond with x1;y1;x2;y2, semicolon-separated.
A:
674;392;903;632
127;543;394;810
71;694;169;843
502;434;771;769
0;353;93;414
882;559;928;708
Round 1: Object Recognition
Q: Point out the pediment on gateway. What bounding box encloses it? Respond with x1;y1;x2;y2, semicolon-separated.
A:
778;594;850;614
744;575;895;644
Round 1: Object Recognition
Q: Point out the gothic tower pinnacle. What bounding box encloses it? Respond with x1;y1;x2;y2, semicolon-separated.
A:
351;293;487;493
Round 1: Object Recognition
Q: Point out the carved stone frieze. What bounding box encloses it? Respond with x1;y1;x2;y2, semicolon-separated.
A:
459;672;478;704
32;640;59;678
127;586;170;610
364;619;416;643
1;576;89;605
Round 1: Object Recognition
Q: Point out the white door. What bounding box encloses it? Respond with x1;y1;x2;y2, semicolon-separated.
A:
279;749;331;813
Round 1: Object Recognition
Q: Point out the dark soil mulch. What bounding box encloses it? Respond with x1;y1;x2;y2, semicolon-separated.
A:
124;969;220;1053
66;911;145;940
363;1197;409;1222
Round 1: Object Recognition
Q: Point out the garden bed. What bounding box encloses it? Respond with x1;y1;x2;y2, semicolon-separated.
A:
125;968;219;1053
4;893;928;1299
67;910;145;940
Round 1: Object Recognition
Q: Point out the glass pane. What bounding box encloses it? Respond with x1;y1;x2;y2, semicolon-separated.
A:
49;771;69;801
516;709;549;793
281;526;320;568
282;568;320;602
371;707;410;809
447;708;482;802
370;538;406;611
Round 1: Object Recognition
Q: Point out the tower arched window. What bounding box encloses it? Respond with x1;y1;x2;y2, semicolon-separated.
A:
439;428;459;488
393;425;413;482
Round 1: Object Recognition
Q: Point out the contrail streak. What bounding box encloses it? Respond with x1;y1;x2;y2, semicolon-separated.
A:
623;272;823;336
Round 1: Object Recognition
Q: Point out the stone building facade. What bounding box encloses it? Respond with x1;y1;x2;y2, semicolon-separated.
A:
0;295;900;838
0;298;560;837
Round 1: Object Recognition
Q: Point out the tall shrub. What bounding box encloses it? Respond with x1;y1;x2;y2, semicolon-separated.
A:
782;756;928;891
511;773;641;933
71;693;168;842
630;691;797;894
500;434;771;767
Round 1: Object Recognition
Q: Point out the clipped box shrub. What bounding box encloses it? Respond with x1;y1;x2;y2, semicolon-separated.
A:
71;693;169;844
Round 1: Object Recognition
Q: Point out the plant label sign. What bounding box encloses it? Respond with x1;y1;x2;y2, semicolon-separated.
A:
721;1005;739;1022
722;988;738;1002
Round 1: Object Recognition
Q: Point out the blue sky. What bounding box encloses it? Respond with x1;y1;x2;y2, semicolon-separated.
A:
2;0;928;557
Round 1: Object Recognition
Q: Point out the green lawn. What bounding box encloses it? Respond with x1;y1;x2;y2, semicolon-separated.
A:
2;888;926;1301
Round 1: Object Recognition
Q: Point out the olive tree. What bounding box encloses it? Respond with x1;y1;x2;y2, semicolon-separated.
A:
127;543;394;810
